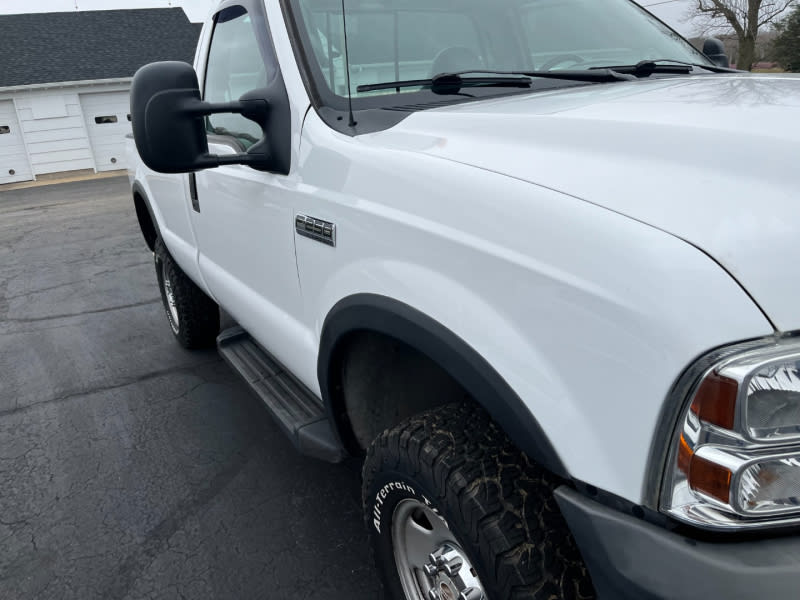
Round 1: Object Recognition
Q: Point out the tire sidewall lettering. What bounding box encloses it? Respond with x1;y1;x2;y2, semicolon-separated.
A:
366;469;480;600
368;473;442;536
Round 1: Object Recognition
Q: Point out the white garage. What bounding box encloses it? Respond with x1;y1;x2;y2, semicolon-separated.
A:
0;8;201;186
80;91;134;172
0;100;33;185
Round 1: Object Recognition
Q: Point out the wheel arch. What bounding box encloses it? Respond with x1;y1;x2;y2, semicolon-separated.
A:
132;181;159;252
318;293;568;479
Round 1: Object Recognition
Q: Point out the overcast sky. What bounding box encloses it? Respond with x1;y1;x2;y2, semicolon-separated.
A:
0;0;699;34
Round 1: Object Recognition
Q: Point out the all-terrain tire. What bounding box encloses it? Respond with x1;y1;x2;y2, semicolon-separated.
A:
362;402;595;600
154;237;220;349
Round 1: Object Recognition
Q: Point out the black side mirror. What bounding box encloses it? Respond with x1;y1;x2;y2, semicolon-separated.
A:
130;61;290;174
703;38;730;68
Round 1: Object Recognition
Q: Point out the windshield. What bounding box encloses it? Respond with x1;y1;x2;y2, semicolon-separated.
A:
288;0;711;104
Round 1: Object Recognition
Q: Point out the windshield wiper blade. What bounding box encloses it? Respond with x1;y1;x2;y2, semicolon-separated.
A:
356;68;635;94
357;74;532;94
591;59;738;77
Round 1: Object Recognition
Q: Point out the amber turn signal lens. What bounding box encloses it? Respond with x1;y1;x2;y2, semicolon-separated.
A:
690;373;738;430
689;454;732;504
677;432;693;474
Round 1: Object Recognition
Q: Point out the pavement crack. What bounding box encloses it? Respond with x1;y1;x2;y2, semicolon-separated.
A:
0;360;221;419
101;444;256;600
4;299;160;324
2;263;146;302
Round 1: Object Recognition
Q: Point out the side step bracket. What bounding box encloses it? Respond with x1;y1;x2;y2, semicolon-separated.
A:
217;326;346;463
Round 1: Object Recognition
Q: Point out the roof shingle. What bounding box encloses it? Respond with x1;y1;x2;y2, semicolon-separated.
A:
0;8;202;88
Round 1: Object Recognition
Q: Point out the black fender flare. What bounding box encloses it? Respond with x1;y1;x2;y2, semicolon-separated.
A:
132;181;160;251
318;294;568;479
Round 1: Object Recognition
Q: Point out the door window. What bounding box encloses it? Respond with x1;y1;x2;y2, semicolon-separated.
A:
204;6;270;150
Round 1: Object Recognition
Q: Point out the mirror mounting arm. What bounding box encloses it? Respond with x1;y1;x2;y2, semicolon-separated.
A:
178;97;274;171
180;99;268;120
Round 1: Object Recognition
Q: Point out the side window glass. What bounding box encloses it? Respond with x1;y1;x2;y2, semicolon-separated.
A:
204;7;268;150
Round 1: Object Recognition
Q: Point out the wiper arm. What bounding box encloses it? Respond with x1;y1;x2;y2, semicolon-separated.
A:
649;59;739;73
591;59;738;77
356;69;635;94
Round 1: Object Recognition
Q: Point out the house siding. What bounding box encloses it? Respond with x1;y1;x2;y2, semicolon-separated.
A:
14;91;95;175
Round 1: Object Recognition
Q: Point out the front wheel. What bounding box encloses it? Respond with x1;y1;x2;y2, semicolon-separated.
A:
154;238;220;349
362;403;595;600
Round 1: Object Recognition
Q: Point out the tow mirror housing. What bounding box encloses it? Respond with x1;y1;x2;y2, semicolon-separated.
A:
130;61;289;174
703;38;730;69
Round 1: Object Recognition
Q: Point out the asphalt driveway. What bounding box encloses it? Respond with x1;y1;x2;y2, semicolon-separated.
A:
0;177;382;599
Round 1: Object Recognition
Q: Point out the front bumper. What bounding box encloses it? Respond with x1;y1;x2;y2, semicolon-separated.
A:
555;486;800;600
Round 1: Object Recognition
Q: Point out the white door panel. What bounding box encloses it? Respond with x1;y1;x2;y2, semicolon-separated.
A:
193;154;308;378
0;101;33;185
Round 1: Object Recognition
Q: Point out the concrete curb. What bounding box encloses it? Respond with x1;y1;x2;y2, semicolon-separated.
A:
0;170;127;192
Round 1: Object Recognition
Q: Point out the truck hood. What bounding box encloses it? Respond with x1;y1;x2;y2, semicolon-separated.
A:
367;74;800;331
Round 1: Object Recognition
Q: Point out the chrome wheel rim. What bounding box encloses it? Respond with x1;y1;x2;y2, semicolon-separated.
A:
161;261;180;334
391;498;487;600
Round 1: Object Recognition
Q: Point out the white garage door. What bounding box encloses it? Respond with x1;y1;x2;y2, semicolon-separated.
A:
0;100;34;185
80;92;132;172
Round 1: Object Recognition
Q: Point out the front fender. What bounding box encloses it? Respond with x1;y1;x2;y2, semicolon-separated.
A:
319;291;569;478
295;112;773;503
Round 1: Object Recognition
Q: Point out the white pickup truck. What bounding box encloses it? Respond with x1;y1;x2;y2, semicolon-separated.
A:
126;0;800;598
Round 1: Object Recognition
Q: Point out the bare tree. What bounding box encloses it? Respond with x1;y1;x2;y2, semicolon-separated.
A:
690;0;796;69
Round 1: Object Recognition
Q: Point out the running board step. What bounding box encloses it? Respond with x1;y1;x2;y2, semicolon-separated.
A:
217;326;346;463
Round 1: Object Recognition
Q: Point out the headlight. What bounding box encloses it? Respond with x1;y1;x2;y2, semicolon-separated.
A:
661;339;800;530
745;361;800;441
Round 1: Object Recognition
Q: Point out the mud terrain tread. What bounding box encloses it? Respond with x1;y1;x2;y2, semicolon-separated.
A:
363;402;595;599
154;238;219;349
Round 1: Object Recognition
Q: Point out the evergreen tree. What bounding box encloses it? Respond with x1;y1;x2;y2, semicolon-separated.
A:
773;7;800;70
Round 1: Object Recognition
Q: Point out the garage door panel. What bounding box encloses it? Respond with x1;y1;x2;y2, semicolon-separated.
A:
90;141;128;152
91;146;128;169
81;98;130;110
91;148;126;169
80;92;132;172
0;158;33;185
0;100;33;185
89;125;130;140
0;144;25;157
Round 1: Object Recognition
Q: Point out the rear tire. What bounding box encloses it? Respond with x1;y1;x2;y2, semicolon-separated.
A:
154;237;219;349
362;402;595;600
